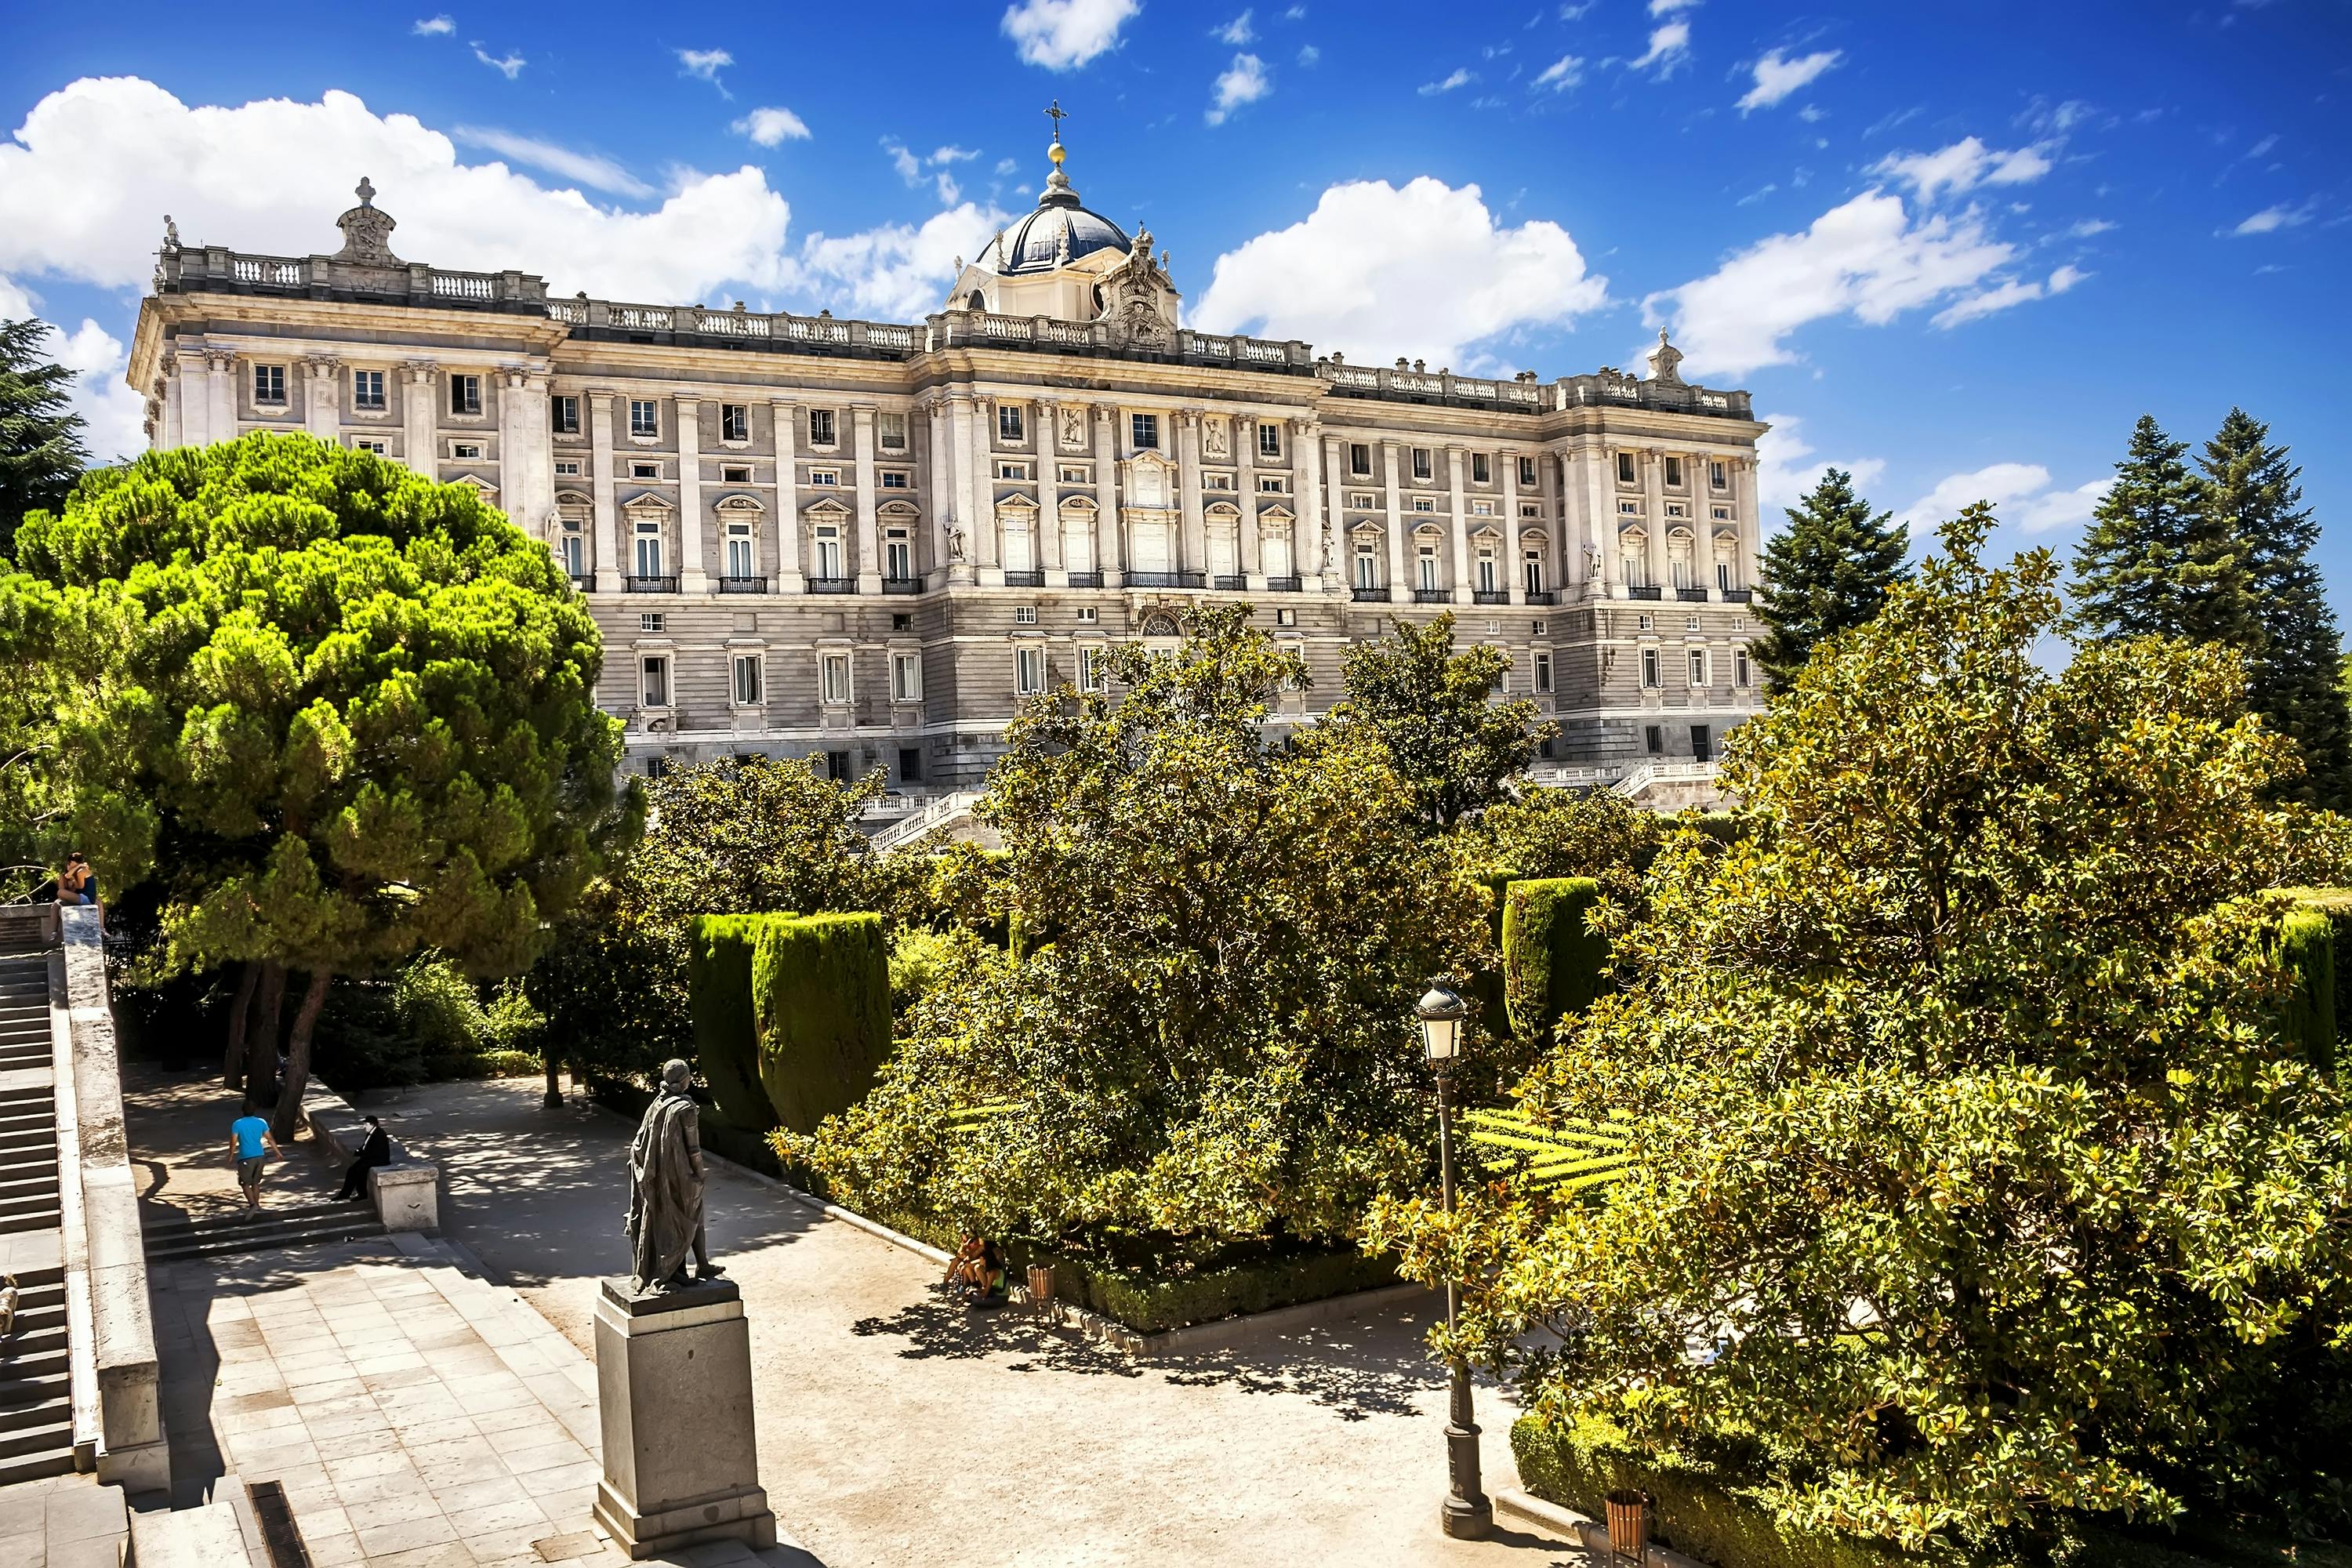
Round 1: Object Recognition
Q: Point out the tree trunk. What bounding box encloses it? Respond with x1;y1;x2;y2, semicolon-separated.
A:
543;1048;564;1109
222;963;259;1090
270;970;331;1144
245;962;287;1114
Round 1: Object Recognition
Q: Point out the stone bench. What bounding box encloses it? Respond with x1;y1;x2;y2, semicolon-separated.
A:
299;1080;440;1232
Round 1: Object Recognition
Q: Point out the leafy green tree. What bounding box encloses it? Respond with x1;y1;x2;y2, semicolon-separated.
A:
787;606;1486;1254
0;318;90;562
1314;611;1549;831
9;433;630;1134
2204;408;2351;810
2071;414;2249;648
1751;467;1908;686
1452;786;1664;903
1370;506;2352;1556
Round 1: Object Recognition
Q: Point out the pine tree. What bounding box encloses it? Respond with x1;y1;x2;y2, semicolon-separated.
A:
1750;467;1909;686
0;318;90;561
2203;407;2352;808
2071;414;2251;646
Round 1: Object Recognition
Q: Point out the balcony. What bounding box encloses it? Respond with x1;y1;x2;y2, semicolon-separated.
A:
624;575;678;593
1212;575;1247;592
1066;571;1105;588
1127;572;1207;589
881;575;923;595
1265;575;1302;593
1472;589;1510;605
1721;587;1753;604
1412;587;1451;604
1628;585;1663;601
1351;586;1389;603
1003;570;1045;588
568;573;595;593
717;575;769;594
1524;589;1556;605
1677;587;1710;603
805;575;857;595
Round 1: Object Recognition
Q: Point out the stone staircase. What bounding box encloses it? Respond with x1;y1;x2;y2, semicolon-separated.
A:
0;953;74;1486
143;1199;390;1266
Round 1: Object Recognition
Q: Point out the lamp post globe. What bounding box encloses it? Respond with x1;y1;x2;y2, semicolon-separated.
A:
1417;985;1467;1065
1418;982;1490;1538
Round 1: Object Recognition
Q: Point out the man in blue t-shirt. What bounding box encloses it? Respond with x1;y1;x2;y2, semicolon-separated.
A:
230;1112;280;1210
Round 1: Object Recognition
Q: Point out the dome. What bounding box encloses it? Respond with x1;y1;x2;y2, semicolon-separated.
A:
989;152;1131;274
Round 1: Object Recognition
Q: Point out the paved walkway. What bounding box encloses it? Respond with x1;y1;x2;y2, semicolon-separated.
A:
123;1062;339;1223
376;1077;1574;1568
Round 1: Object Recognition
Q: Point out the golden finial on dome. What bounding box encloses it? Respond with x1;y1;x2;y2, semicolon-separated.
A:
1045;100;1069;164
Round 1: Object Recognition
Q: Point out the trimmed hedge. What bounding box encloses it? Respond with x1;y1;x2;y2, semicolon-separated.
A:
688;913;793;1132
752;913;893;1134
2274;887;2352;1077
1501;877;1608;1041
1512;1414;1916;1568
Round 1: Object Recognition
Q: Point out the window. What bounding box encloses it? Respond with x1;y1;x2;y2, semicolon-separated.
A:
1689;648;1710;688
1349;443;1372;476
998;404;1025;444
1520;503;1541;520
1059;465;1088;484
1641;648;1661;688
1130;412;1160;452
731;653;764;706
633;520;663;579
1472;452;1490;485
808;469;839;487
553;394;579;434
1518;456;1537;488
1076;606;1098;624
1665;503;1686;519
1205;474;1234;492
1711;506;1730;521
1476;550;1500;593
1276;607;1296;627
1638;614;1654;630
884;529;913;581
1412;497;1437;514
1014;605;1038;626
1619;500;1640;515
1716;561;1735;593
808;408;837;447
1348;492;1377;510
1665;456;1683;488
1416;544;1441;592
629;399;657;437
351;437;387;455
639;656;670;709
352;369;385;411
820;652;851;704
880;412;908;450
1617;452;1636;485
632;461;660;480
1734;648;1752;688
891;613;913;631
825;749;852;780
638;613;665;632
1258;476;1288;493
813;524;843;579
1711;462;1727;489
718;404;749;444
1015;646;1047;695
452;441;484;461
558;520;585;578
1411;448;1432;481
1470;499;1494;517
1524;550;1544;597
1355;546;1378;590
645;757;669;781
882;470;909;488
1534;651;1553;694
891;652;922;702
1691;724;1714;763
451;375;481;416
724;519;756;580
555;459;583;477
253;365;286;405
898;746;922;782
722;464;752;484
1532;619;1548;635
1257;422;1282;459
1645;724;1664;756
1078;645;1109;691
996;461;1031;481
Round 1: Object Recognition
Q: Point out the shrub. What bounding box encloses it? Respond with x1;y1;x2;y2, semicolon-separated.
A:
688;913;791;1132
2273;886;2352;1076
1501;877;1607;1041
752;913;892;1134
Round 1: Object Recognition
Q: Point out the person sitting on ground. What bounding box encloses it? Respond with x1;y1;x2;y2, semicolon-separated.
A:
942;1233;1008;1306
230;1109;279;1210
336;1115;393;1202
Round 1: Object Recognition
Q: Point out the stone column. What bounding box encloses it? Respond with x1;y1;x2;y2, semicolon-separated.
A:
1501;449;1524;604
971;396;1000;582
946;395;981;586
1298;420;1327;586
772;398;802;591
1642;448;1668;593
302;356;341;441
402;360;437;481
1178;410;1205;578
1734;456;1762;593
1446;446;1472;604
1584;446;1620;598
1236;416;1261;587
919;397;947;586
590;390;620;592
207;353;236;448
1694;451;1722;601
1094;405;1123;586
494;367;527;533
1038;401;1064;579
676;397;707;593
517;369;554;538
1381;440;1408;604
851;404;880;592
158;357;182;448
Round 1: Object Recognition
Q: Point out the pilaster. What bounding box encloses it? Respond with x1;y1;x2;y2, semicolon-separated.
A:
851;404;880;592
1501;448;1524;604
1299;421;1329;588
1446;445;1472;604
772;398;803;591
1178;409;1206;575
301;355;341;442
1381;440;1408;604
1094;404;1123;586
206;352;235;448
1236;416;1261;588
677;398;706;592
401;359;437;484
1642;448;1668;593
1039;401;1065;580
589;390;620;592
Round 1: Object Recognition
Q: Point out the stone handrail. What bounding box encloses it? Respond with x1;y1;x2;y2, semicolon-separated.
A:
867;789;985;851
161;245;549;307
923;310;1316;369
1315;361;1549;411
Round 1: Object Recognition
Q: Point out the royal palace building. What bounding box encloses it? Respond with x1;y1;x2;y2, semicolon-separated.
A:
126;135;1769;795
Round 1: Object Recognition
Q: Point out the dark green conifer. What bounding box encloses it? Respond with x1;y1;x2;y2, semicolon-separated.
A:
0;318;90;561
1751;467;1909;686
2071;414;2250;646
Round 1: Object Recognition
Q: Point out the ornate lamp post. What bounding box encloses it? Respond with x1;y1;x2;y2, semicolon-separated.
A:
1417;984;1491;1539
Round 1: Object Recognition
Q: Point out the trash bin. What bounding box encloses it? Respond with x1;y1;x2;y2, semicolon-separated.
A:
1025;1263;1056;1312
1604;1488;1651;1564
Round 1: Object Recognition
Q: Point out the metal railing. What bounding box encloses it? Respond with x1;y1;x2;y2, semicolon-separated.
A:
805;576;857;595
1002;570;1046;588
717;575;769;594
1212;575;1247;592
1352;586;1389;602
1472;589;1510;605
624;575;679;593
881;576;924;595
1413;587;1451;604
1265;575;1302;593
1126;572;1207;589
1066;571;1105;588
1677;587;1710;603
1627;585;1663;601
1524;590;1556;605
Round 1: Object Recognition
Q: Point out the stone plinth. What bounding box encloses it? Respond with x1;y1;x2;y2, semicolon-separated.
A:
590;1276;776;1560
369;1163;438;1230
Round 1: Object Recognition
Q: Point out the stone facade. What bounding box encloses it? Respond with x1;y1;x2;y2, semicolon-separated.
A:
126;159;1769;791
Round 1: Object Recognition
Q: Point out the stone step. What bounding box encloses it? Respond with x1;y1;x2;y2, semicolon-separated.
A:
130;1497;260;1568
146;1206;391;1263
0;1189;60;1219
0;1443;75;1486
0;1323;67;1364
0;1368;71;1411
0;1391;72;1434
0;1210;61;1236
0;1415;70;1464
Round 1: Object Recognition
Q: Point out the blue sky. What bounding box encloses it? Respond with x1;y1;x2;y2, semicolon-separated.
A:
3;0;2347;608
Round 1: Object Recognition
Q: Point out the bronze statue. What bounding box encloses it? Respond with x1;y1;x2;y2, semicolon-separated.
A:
625;1059;724;1293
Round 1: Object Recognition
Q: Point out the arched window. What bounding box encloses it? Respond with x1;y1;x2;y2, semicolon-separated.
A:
966;289;988;311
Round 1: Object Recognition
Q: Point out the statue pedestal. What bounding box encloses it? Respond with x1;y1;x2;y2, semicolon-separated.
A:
591;1277;777;1559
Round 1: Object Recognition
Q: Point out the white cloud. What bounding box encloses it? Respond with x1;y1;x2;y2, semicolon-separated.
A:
1929;262;2093;328
450;127;652;197
732;107;811;147
1900;463;2109;535
1207;54;1272;125
1298;44;1321;66
1649;0;1699;13
0;274;33;318
49;318;147;463
1737;48;1839;114
800;201;1014;321
1195;176;1608;368
1002;0;1139;70
1215;9;1256;43
1421;68;1475;95
880;140;978;205
2233;198;2316;235
1534;53;1584;91
931;146;979;165
412;15;454;35
470;45;524;78
1754;412;1886;514
1871;136;2053;203
994;156;1018;175
0;78;797;306
2047;262;2088;292
1644;191;2017;377
2066;217;2117;238
676;48;733;96
1631;22;1691;77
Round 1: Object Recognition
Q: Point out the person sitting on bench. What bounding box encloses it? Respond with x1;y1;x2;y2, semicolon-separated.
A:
336;1116;393;1201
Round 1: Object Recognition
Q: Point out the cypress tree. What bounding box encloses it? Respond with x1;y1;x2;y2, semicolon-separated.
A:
1751;467;1909;686
2071;414;2251;646
2203;408;2351;808
0;318;90;561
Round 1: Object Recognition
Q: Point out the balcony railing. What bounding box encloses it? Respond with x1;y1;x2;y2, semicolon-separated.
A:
717;575;769;594
881;575;923;595
1066;571;1105;588
1003;570;1046;588
1265;575;1302;593
567;573;595;592
1472;589;1510;605
1524;589;1556;605
1412;587;1451;604
805;575;857;595
1352;586;1389;602
1677;587;1710;603
1721;587;1753;603
1212;575;1247;592
1628;585;1663;601
624;575;679;593
1127;572;1207;589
